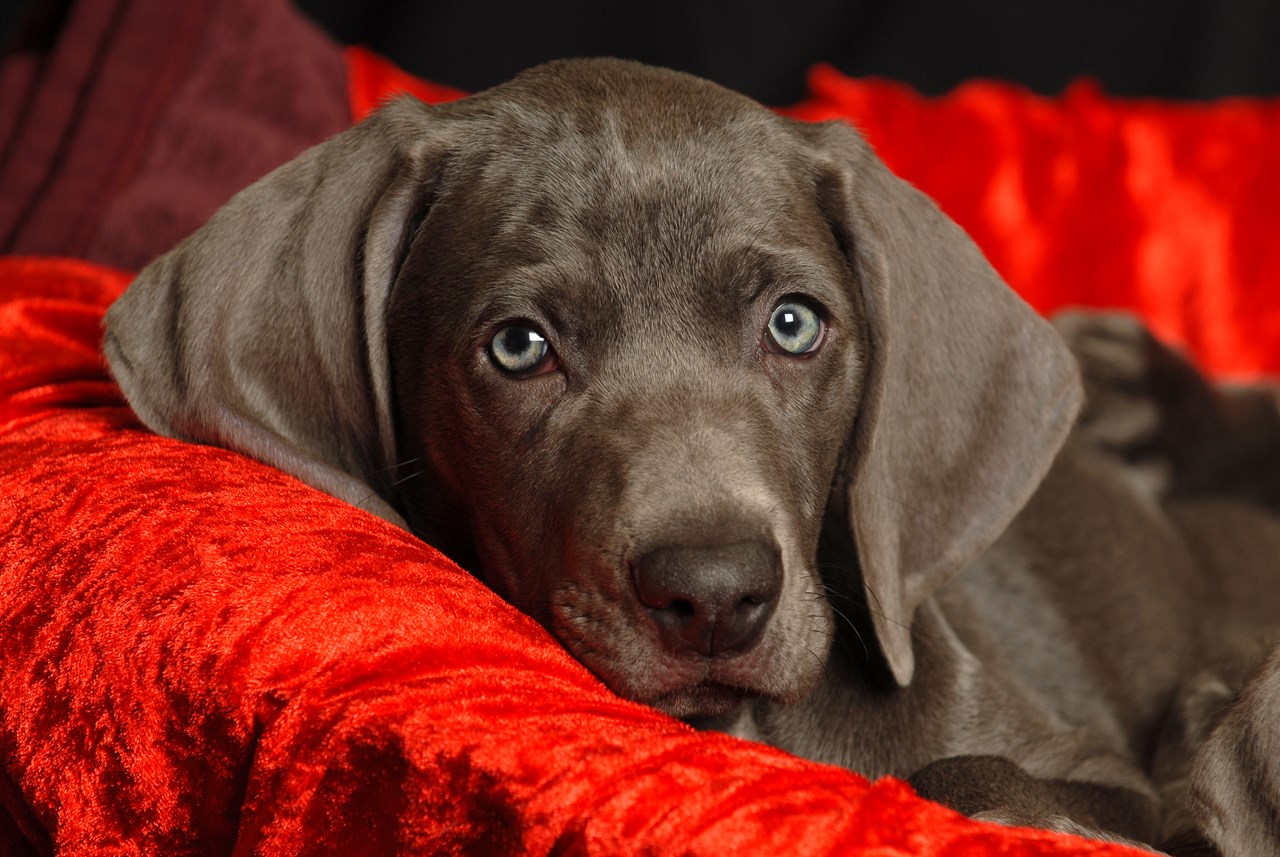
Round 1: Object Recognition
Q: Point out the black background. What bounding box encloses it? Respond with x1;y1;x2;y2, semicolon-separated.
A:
4;0;1279;105
293;0;1280;104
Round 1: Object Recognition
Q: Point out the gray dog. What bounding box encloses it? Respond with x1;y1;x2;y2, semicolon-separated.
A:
103;59;1280;854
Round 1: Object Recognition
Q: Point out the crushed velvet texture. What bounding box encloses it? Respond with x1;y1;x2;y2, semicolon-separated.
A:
0;257;1145;855
0;0;350;272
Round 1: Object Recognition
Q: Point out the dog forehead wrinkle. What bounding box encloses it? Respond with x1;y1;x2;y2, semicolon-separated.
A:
466;92;801;230
494;160;776;274
444;111;831;347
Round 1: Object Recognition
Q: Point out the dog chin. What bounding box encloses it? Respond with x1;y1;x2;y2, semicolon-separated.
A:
647;682;753;722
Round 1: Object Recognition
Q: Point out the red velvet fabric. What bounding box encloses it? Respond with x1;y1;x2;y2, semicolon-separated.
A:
2;27;1278;857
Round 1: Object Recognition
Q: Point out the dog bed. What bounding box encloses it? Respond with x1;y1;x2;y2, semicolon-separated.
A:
3;1;1279;853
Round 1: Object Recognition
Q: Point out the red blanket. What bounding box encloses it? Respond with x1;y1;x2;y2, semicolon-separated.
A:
4;4;1280;855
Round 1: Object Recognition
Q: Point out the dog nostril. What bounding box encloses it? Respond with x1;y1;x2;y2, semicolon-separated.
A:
668;599;695;619
645;594;697;619
632;540;781;656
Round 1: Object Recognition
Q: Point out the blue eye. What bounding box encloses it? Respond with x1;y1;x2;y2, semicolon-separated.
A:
489;324;551;373
766;300;824;355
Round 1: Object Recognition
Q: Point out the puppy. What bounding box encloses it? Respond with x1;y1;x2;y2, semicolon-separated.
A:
103;58;1280;852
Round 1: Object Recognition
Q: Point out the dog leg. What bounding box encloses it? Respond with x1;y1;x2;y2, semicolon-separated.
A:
907;753;1162;849
1054;310;1280;506
1187;643;1280;857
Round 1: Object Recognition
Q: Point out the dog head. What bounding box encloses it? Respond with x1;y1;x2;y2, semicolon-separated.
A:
105;59;1080;721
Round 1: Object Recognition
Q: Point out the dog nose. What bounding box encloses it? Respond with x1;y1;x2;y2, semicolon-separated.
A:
632;540;782;656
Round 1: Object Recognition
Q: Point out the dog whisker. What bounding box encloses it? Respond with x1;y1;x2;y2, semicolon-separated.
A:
355;467;424;511
371;457;421;476
389;469;423;489
823;604;869;660
745;190;800;257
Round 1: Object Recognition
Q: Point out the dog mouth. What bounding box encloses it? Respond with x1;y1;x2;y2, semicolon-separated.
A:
546;548;829;723
647;680;754;721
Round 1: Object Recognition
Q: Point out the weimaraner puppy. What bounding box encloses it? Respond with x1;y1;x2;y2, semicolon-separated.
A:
103;58;1280;853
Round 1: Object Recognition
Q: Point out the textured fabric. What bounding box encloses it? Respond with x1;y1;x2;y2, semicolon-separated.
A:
0;0;350;272
2;9;1280;854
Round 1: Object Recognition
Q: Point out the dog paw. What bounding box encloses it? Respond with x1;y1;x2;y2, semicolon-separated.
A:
973;808;1166;852
1053;310;1224;497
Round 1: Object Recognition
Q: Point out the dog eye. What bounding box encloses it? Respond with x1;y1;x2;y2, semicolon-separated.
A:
489;324;553;374
765;300;825;355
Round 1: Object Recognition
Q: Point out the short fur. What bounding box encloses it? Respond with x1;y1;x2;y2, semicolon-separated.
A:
104;59;1280;853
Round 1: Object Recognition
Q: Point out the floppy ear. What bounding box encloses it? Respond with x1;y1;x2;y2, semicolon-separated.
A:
799;120;1083;686
104;97;457;527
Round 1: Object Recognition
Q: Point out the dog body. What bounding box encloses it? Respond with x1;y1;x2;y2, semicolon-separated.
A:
762;439;1280;845
103;59;1280;852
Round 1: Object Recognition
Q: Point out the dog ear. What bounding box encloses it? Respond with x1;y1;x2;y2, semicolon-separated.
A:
104;97;457;527
798;119;1082;686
